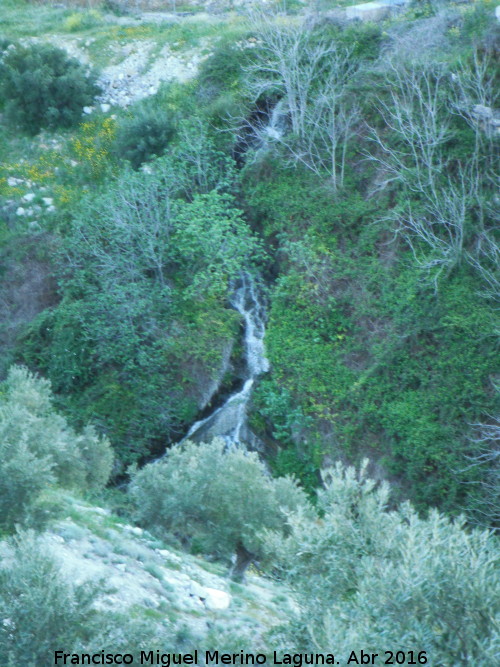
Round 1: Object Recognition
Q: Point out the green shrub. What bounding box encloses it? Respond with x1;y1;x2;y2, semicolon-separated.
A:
64;10;102;33
130;439;311;578
0;43;99;134
0;532;97;666
265;461;500;663
0;366;113;531
196;41;249;103
114;106;175;169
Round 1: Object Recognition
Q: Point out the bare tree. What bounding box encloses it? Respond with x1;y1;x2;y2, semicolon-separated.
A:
279;50;359;190
399;162;481;279
366;58;497;282
466;227;500;302
451;49;499;127
242;9;358;189
461;416;500;528
367;60;451;201
245;10;335;137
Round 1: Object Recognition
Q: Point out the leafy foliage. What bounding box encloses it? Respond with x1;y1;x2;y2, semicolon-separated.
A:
0;42;99;134
130;439;311;574
0;366;113;530
245;159;498;514
0;532;97;666
113;105;175;169
20;154;260;463
265;461;500;663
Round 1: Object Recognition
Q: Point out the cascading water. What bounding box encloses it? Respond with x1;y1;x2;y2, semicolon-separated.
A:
181;272;269;447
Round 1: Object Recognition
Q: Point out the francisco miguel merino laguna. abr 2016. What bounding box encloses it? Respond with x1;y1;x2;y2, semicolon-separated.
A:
54;651;338;665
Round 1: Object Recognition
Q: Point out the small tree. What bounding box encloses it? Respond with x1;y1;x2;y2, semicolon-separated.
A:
0;532;97;667
114;106;175;169
0;42;99;134
0;366;113;530
243;10;357;190
130;439;311;579
264;461;500;663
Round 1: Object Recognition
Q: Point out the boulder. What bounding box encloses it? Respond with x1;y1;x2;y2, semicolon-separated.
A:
204;587;231;611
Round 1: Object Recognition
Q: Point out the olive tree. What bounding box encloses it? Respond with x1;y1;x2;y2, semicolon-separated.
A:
0;532;97;666
130;439;311;579
0;366;113;530
264;460;500;663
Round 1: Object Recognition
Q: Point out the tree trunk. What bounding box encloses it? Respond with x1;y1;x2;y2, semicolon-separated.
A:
231;543;255;582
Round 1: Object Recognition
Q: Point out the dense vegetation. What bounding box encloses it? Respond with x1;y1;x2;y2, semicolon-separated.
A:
0;0;499;661
2;0;496;519
0;366;112;530
0;42;99;133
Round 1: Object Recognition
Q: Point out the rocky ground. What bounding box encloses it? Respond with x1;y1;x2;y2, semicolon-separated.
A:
0;494;295;644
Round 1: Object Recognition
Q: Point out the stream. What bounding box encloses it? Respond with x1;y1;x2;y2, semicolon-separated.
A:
181;272;269;448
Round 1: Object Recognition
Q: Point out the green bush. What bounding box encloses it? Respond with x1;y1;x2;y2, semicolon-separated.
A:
196;41;249;103
0;42;99;134
130;439;311;578
0;532;97;666
265;461;500;663
0;366;113;531
114;106;175;169
0;532;179;666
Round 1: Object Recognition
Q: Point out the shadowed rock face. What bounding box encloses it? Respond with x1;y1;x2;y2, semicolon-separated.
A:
183;272;269;448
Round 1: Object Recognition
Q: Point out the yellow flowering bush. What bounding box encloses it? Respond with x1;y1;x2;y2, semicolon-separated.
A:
71;116;117;181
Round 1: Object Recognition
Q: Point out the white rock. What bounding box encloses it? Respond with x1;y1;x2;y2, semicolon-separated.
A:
496;6;500;23
16;207;26;216
100;103;111;113
42;197;53;206
204;588;231;611
7;177;23;187
22;192;35;203
83;106;94;115
189;581;206;598
46;205;56;213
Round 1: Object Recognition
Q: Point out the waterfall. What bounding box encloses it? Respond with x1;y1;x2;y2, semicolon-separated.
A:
181;272;269;447
262;99;286;143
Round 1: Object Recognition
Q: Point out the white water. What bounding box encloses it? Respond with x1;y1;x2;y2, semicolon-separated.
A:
182;272;269;447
